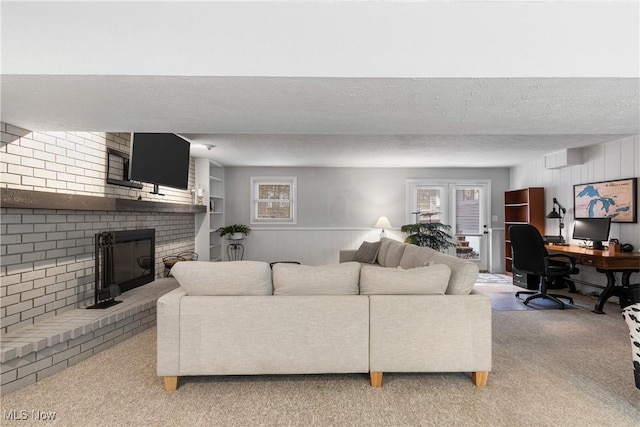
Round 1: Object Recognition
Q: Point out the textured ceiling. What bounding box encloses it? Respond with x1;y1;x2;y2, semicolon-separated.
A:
1;75;637;167
0;0;640;167
1;1;638;168
184;134;631;168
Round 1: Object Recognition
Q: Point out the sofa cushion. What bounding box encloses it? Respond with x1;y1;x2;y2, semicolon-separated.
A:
273;262;361;295
170;261;273;296
377;238;406;268
431;254;479;295
399;244;439;269
359;264;451;295
376;238;393;265
353;241;381;264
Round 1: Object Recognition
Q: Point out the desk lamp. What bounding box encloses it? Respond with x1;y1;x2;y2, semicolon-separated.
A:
546;197;566;244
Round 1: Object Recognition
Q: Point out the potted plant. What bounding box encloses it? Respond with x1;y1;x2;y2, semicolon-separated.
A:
400;212;455;252
215;224;252;240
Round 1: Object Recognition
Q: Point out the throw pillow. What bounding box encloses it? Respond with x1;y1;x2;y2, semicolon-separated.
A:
359;264;451;295
376;238;393;266
383;240;406;268
399;244;439;269
171;261;273;296
431;254;479;295
273;262;361;295
353;241;381;264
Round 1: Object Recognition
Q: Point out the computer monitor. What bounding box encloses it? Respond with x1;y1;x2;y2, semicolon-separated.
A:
572;217;611;249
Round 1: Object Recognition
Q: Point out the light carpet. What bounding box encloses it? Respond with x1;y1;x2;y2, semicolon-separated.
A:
475;273;511;284
473;276;519;294
1;293;639;426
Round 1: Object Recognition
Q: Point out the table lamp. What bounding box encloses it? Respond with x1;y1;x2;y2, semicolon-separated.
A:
374;216;392;239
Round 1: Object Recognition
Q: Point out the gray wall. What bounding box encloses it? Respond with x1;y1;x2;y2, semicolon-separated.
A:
224;167;510;267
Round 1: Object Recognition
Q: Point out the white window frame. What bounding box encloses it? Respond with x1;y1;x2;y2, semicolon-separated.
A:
250;176;297;224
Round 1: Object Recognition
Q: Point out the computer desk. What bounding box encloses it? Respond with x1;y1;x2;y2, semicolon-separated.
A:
545;244;640;314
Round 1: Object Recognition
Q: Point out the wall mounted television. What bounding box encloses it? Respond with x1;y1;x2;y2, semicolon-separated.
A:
129;133;190;194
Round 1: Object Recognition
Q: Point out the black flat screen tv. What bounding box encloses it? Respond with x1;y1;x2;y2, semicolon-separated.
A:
129;133;190;191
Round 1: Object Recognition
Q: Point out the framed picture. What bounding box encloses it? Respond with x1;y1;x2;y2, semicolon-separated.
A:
573;177;637;223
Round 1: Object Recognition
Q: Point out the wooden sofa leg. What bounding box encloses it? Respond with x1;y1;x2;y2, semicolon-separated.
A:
370;371;383;388
471;371;488;387
164;376;179;391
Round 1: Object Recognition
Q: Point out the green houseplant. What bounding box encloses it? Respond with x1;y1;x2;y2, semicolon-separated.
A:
215;224;252;240
400;212;455;252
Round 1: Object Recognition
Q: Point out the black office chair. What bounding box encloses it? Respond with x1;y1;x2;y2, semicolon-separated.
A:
510;224;577;309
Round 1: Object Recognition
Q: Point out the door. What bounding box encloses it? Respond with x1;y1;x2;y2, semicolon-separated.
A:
407;180;490;272
450;184;489;272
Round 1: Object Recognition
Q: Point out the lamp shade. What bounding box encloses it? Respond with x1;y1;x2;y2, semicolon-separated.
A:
374;216;392;229
546;209;562;219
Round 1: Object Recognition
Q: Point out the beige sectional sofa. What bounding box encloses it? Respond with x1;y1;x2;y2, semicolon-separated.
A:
157;239;491;391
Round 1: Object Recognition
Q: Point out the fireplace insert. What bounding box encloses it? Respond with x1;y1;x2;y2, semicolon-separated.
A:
89;228;155;309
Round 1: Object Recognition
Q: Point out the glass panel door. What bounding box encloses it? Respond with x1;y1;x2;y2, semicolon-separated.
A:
406;179;490;272
451;184;489;271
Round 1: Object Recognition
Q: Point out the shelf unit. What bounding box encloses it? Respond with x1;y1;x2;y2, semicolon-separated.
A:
195;158;225;262
504;187;545;281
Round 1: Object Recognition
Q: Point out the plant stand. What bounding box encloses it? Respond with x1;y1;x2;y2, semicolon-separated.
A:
227;239;244;261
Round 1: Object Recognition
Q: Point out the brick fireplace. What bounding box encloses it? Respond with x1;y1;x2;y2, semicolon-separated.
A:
0;124;206;392
0;124;201;334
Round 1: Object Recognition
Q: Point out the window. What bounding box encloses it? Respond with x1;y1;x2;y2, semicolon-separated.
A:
406;181;447;224
415;187;443;223
251;177;297;224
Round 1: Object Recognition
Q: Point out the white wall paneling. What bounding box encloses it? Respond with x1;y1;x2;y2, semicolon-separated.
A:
239;228;405;266
511;135;640;293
